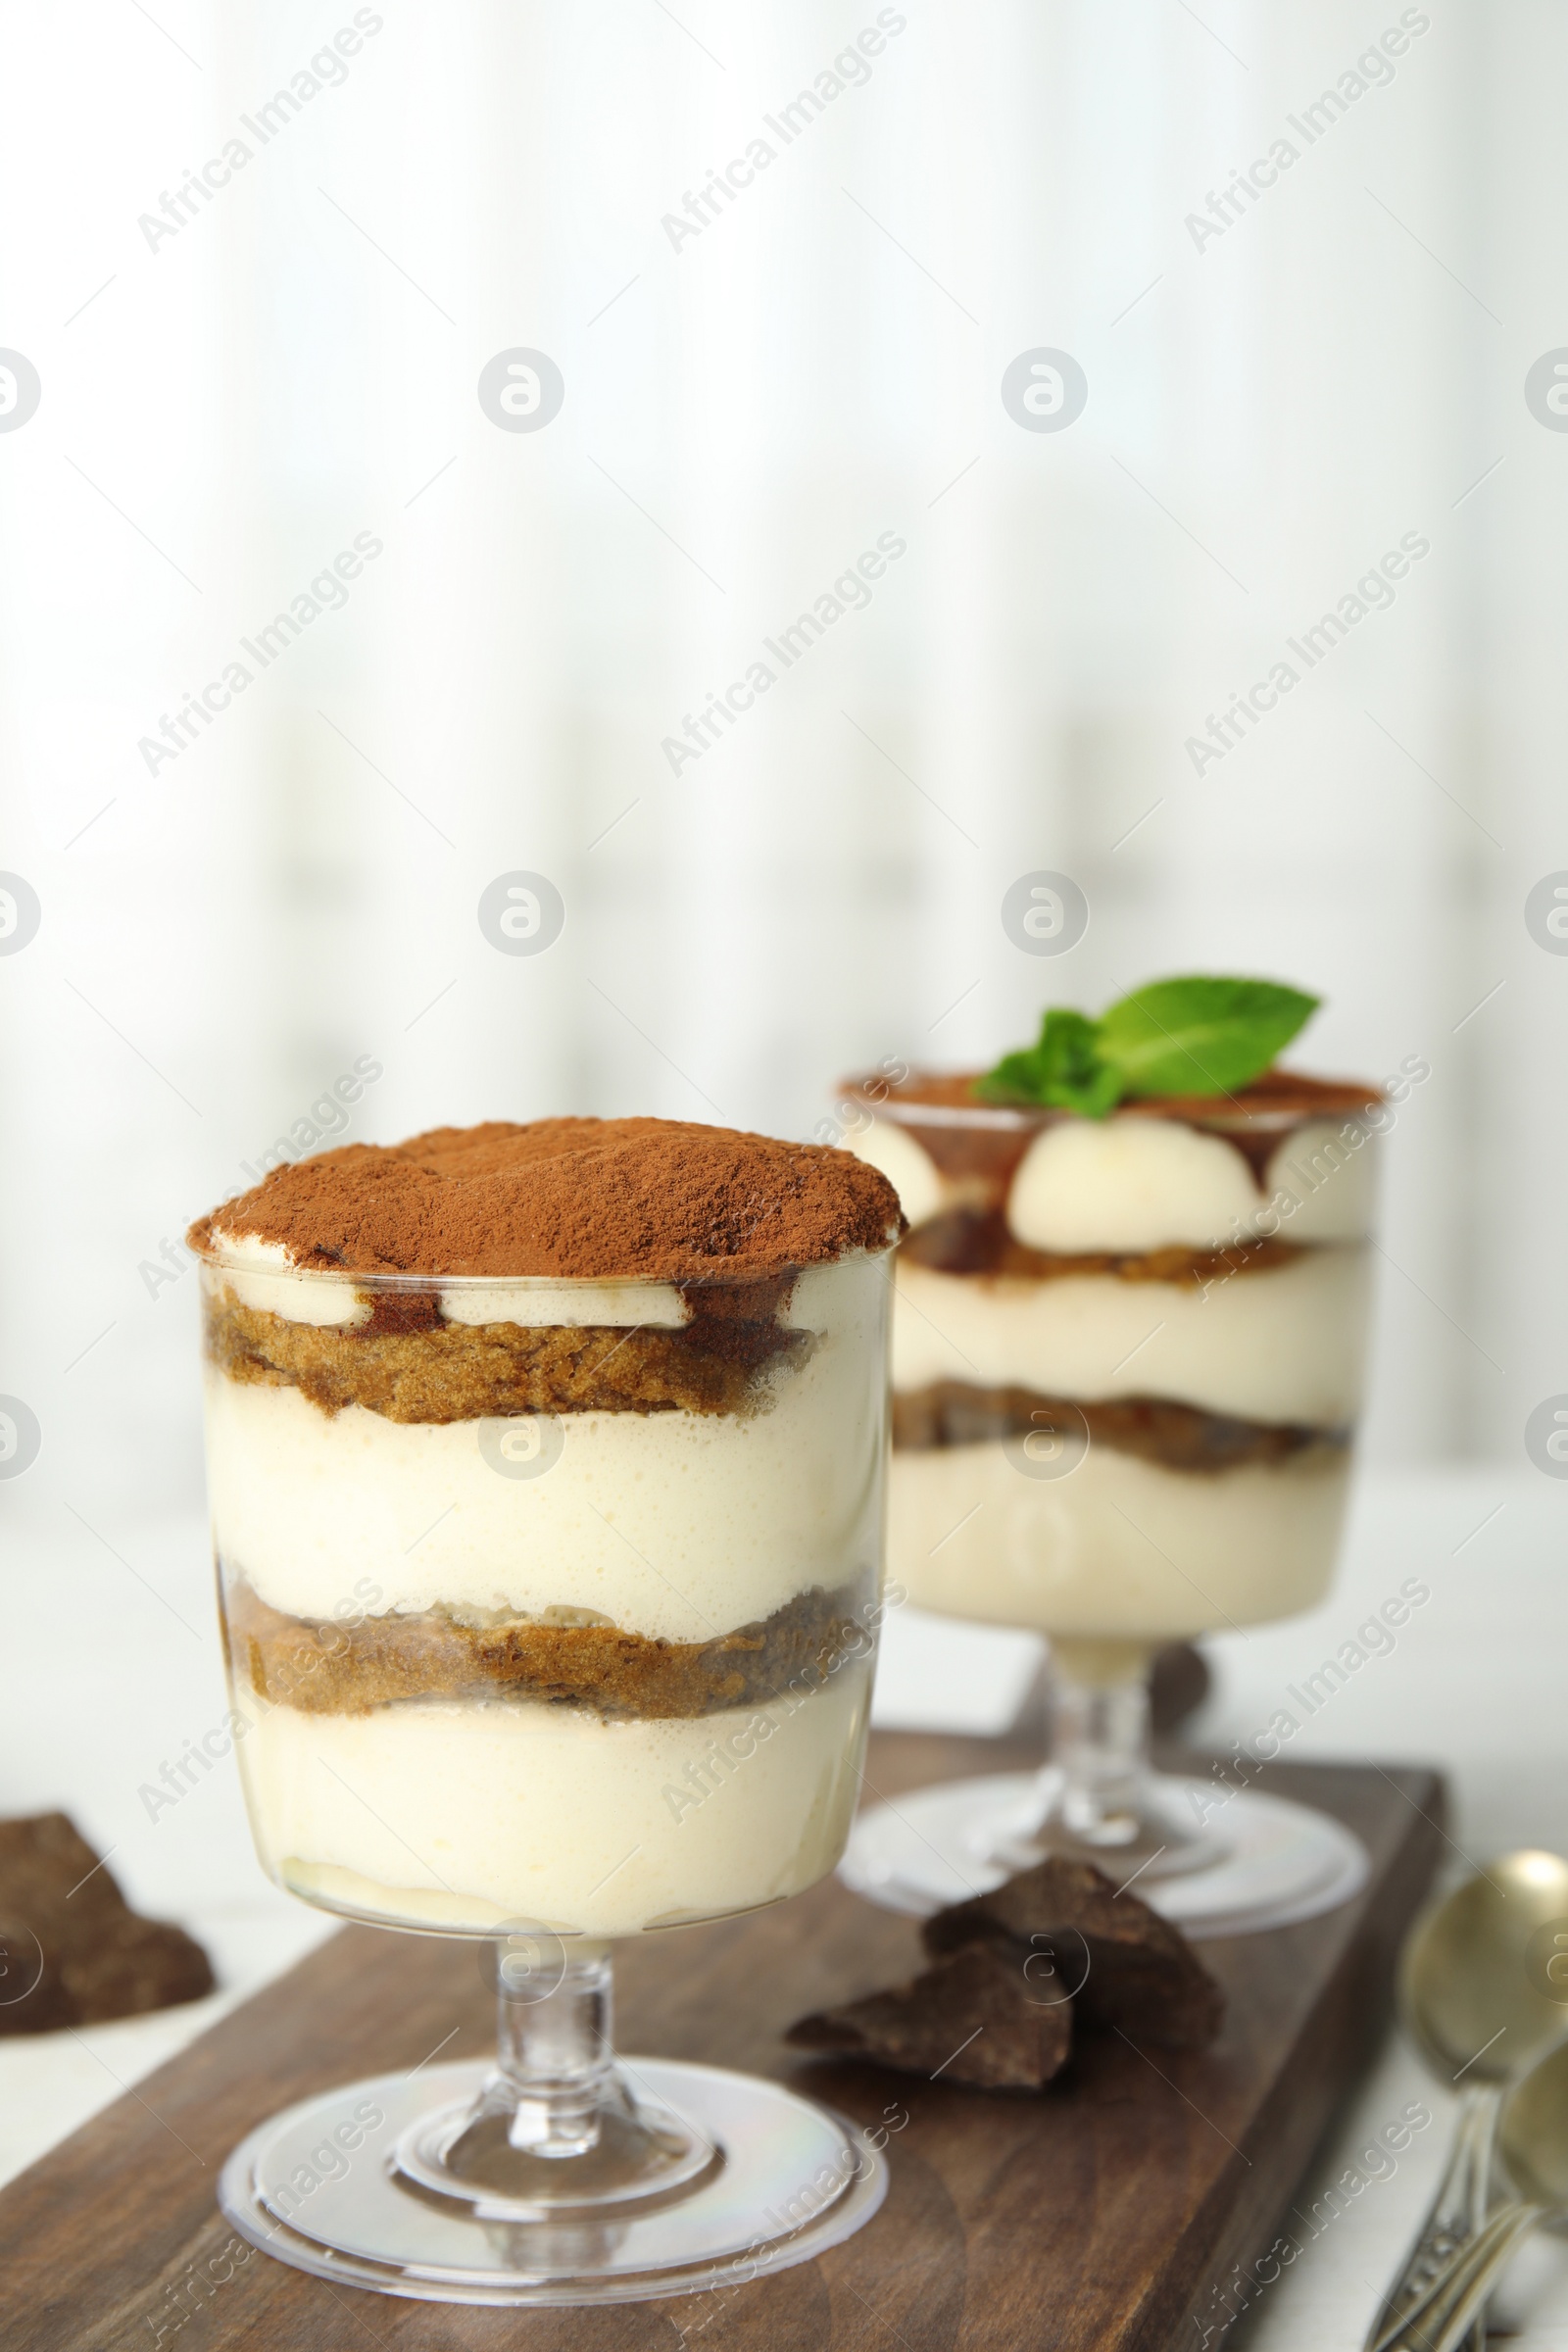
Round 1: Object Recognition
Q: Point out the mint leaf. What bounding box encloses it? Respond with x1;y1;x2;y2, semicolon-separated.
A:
1034;1009;1125;1114
972;1048;1050;1105
975;974;1321;1116
1096;976;1318;1099
975;1008;1126;1115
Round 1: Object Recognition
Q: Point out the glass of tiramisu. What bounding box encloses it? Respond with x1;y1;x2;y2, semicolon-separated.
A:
837;980;1400;1936
188;1117;901;2306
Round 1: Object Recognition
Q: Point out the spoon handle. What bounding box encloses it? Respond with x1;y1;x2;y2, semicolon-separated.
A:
1366;2083;1498;2352
1411;2203;1544;2352
1373;2205;1515;2352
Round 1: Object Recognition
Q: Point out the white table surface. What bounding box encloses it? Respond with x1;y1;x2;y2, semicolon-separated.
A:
2;1465;1565;2344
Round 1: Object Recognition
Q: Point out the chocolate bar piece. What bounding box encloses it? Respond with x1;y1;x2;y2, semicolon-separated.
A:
0;1813;214;2036
787;1940;1072;2090
923;1855;1223;2051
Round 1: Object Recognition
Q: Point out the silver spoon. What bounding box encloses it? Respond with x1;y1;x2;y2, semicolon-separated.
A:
1366;1848;1568;2352
1379;2036;1568;2352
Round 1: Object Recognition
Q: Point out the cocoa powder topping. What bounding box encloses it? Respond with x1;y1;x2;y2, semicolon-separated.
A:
189;1117;903;1282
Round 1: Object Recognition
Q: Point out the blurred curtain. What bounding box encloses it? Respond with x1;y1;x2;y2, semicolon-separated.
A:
0;0;1559;1527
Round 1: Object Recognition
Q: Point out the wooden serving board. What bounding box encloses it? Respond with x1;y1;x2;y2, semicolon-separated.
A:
0;1735;1445;2352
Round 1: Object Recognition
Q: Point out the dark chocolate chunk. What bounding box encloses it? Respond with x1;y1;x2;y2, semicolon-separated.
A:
787;1941;1071;2091
0;1813;214;2036
923;1856;1223;2051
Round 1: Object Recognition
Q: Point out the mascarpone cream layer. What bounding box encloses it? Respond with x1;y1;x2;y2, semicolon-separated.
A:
890;1441;1348;1639
232;1673;869;1938
204;1255;889;1641
851;1114;1376;1251
207;1235;696;1332
849;1120;947;1230
891;1245;1369;1428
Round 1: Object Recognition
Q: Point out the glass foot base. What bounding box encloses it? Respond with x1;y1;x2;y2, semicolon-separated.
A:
839;1773;1370;1938
978;1766;1225;1883
396;2078;719;2219
219;2057;887;2308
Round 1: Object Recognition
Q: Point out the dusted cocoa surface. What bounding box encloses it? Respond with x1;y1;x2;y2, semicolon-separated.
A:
204;1287;810;1422
223;1575;874;1721
900;1207;1306;1287
892;1381;1345;1470
189;1115;903;1281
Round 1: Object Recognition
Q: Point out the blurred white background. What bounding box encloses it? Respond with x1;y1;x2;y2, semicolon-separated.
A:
7;0;1568;1535
3;6;1568;1682
5;23;1568;2328
4;0;1566;1525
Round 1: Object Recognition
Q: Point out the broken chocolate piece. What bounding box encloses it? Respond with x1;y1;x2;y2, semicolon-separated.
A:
923;1855;1223;2051
787;1941;1071;2091
0;1813;215;2036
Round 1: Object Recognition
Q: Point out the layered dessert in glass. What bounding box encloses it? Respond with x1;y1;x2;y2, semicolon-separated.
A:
839;1030;1385;1917
188;1116;902;2306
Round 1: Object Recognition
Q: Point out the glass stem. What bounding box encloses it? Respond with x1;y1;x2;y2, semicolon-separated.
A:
1050;1641;1152;1848
495;1946;614;2160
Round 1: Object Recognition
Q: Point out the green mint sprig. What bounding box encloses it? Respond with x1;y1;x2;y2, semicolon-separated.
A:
973;976;1320;1116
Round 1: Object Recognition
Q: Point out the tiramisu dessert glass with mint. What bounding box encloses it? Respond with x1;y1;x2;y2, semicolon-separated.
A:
188;1117;901;2307
838;977;1391;1936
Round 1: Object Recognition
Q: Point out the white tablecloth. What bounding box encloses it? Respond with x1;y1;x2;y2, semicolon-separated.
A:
3;1466;1565;2343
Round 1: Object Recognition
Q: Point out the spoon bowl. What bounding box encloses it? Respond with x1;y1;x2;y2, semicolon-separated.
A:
1399;1848;1568;2082
1380;2038;1568;2352
1368;1850;1568;2352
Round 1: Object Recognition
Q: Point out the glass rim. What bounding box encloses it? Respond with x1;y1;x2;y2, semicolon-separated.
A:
838;1070;1387;1138
189;1238;894;1291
